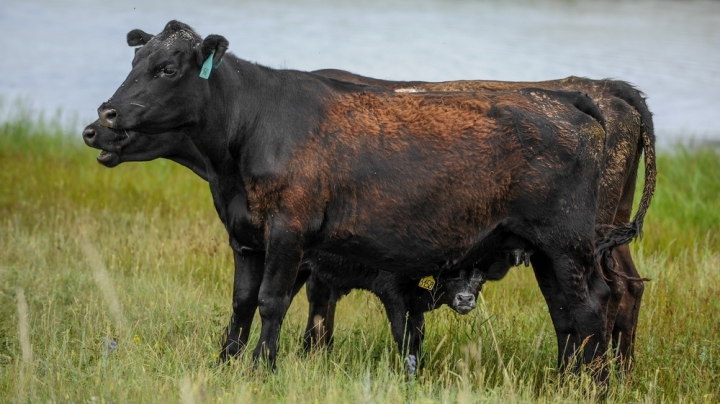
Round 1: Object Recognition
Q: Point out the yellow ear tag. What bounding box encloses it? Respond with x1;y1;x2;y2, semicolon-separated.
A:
418;276;436;291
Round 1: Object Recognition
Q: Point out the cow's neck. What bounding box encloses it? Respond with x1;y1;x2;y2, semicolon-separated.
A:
163;136;209;181
166;154;208;182
181;117;260;248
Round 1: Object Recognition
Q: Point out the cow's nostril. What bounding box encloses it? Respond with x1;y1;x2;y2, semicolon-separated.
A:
82;127;96;145
99;108;117;128
456;293;475;304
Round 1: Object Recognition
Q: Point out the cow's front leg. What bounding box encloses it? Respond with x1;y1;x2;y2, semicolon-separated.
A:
220;250;264;361
252;227;302;369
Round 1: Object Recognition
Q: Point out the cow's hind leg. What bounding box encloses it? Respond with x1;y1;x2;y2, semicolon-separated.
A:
612;245;644;371
548;244;611;379
610;154;646;371
533;242;610;380
608;177;646;370
220;251;265;361
602;256;626;362
530;252;578;370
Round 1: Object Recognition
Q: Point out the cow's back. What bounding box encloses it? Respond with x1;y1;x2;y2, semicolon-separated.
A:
265;88;607;273
393;76;645;227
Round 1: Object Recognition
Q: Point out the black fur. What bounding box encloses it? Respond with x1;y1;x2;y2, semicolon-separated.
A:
96;20;614;379
82;118;492;365
126;29;153;46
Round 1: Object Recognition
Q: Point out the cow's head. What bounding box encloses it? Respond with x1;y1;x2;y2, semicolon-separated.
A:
82;120;207;179
97;20;228;133
434;268;485;314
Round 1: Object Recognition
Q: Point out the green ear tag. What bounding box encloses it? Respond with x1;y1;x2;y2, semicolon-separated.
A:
199;50;215;79
418;276;436;291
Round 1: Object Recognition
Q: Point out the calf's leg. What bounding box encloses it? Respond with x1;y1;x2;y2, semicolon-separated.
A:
376;288;425;373
303;273;338;351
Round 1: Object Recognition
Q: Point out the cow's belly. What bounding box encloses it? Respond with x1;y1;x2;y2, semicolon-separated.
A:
311;221;488;276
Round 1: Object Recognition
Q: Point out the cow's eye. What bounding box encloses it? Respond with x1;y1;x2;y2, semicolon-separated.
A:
156;65;176;77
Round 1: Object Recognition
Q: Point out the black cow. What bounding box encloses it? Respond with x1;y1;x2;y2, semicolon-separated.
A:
95;20;621;378
82;121;498;366
84;64;658;372
308;69;656;370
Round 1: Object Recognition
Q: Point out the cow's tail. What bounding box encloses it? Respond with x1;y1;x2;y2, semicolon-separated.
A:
595;81;657;280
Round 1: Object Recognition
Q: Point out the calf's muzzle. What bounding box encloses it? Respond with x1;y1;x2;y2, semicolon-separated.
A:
452;292;477;314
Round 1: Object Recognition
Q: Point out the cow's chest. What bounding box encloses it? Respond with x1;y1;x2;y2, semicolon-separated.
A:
208;176;264;249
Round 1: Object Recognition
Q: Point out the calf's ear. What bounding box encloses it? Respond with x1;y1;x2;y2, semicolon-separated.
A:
127;29;154;46
199;34;229;67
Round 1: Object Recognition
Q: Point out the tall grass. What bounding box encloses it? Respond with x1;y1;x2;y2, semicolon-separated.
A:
1;113;718;403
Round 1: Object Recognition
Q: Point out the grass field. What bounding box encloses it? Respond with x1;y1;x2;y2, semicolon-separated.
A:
1;111;719;403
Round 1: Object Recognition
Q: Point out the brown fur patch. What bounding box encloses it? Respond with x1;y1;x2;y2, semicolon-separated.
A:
391;78;643;229
247;89;604;261
318;71;650;232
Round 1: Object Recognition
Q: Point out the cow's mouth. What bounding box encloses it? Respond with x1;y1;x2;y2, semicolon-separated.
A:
97;149;121;167
452;303;476;315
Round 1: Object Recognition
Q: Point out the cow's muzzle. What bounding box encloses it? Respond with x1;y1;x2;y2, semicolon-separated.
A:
82;126;97;147
82;124;123;167
452;292;477;314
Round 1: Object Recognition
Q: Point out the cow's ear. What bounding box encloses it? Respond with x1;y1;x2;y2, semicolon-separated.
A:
127;29;154;46
200;34;229;67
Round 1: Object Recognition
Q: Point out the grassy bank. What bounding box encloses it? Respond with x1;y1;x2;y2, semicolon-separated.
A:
1;115;718;403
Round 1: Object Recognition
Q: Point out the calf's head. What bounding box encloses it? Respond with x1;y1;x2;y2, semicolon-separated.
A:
435;269;485;314
97;20;228;133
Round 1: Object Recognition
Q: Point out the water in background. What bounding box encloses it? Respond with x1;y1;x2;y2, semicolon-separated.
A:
1;0;718;147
